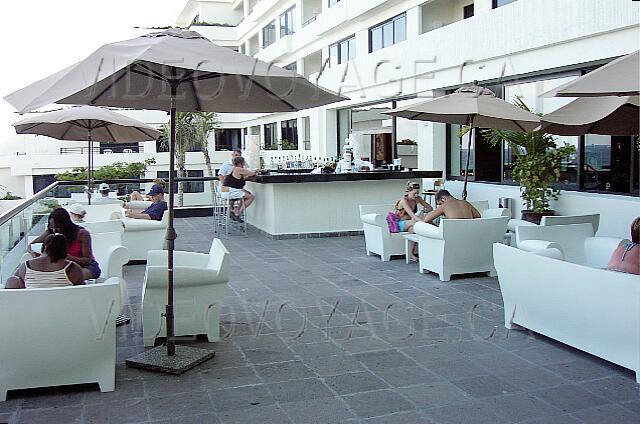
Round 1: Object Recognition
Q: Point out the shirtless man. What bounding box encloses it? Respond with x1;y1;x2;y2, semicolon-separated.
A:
422;189;480;224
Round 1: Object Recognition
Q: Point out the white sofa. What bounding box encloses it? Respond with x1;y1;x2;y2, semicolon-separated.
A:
413;216;509;281
493;242;640;383
360;204;407;261
121;211;169;261
0;279;122;400
515;222;626;268
142;238;230;347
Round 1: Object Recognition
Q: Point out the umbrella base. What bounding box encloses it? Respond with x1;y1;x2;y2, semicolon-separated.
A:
126;345;215;375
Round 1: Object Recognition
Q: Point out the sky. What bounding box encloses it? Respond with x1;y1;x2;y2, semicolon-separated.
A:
0;0;186;143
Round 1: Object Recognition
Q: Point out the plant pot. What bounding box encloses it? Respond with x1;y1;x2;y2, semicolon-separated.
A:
521;210;555;225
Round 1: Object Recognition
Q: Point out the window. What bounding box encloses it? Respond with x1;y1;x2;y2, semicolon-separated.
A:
157;170;204;193
445;71;639;196
280;119;298;150
215;129;242;151
492;0;517;8
284;62;297;72
329;36;355;67
464;4;474;19
328;0;341;7
264;122;278;150
280;6;295;37
369;13;406;53
583;135;638;194
262;21;276;48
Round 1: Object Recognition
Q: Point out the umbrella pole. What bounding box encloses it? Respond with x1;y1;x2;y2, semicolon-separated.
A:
87;130;93;205
166;83;178;357
462;118;475;200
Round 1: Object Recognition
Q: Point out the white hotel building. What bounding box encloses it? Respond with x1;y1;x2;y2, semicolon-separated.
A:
1;0;638;237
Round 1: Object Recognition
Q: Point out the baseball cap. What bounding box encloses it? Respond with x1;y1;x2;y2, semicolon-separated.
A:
68;203;86;216
99;183;110;191
147;184;164;196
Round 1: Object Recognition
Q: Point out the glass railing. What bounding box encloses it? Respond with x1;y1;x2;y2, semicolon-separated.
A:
0;177;222;283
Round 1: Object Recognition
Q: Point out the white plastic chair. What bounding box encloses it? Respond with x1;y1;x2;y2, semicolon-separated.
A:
413;216;509;281
141;238;230;347
359;204;406;261
0;280;121;401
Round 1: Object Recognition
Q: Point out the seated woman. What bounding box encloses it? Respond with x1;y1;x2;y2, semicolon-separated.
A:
395;182;433;262
222;156;257;221
607;217;639;275
5;233;84;289
29;208;101;281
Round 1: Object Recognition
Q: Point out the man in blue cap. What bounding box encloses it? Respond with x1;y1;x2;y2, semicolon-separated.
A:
125;184;167;221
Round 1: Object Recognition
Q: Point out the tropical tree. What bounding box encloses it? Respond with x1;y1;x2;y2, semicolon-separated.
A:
161;112;219;206
483;97;575;214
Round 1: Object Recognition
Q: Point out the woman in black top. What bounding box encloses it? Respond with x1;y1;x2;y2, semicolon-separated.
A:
222;156;257;220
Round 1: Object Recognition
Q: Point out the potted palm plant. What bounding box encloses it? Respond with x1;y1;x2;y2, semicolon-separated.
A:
484;98;576;224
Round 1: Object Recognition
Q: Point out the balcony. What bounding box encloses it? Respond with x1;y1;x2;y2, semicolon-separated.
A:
311;0;639;100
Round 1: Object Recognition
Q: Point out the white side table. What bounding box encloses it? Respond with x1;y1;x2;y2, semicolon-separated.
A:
403;233;420;264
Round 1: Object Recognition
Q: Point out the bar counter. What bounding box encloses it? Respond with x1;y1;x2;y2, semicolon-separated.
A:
244;170;442;238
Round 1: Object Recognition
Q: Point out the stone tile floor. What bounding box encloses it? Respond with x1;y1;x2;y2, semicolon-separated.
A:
2;217;638;424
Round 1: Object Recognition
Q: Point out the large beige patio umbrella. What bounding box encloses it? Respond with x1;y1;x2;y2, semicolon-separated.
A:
385;85;540;199
539;96;639;136
4;28;347;373
12;106;161;204
546;51;640;98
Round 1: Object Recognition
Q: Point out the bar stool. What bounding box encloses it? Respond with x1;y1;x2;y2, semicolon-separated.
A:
213;186;248;238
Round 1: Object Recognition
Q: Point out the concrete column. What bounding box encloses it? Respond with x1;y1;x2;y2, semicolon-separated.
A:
406;6;421;37
295;1;303;32
243;0;250;17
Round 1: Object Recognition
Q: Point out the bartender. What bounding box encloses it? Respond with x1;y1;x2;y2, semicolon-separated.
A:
335;151;356;173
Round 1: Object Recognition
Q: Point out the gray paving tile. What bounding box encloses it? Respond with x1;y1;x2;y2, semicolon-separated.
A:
243;347;297;364
83;398;150;424
280;397;356;424
422;358;489;380
200;366;261;390
487;393;564;422
495;365;567;391
398;382;471;409
544;358;622;382
342;389;415;419
303;355;366;376
255;360;316;382
267;378;334;403
149;413;222;423
533;384;610;413
424;400;509;424
450;375;520;398
148;391;214;420
373;365;444;388
353;349;416;370
364;410;434;423
218;404;290;424
16;405;83;424
570;403;640;424
288;341;345;358
324;371;390;395
209;385;276;412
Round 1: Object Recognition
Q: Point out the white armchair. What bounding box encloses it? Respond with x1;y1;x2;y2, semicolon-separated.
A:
121;211;168;261
507;213;600;245
141;239;230;347
360;204;406;261
413;216;509;281
0;279;121;401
